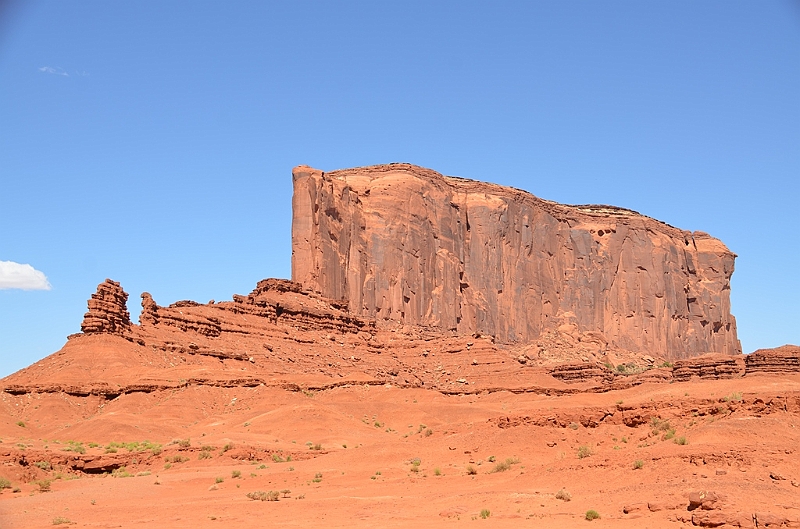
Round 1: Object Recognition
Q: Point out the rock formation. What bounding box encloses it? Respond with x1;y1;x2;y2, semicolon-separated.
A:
745;345;800;375
672;353;746;381
80;279;131;336
291;163;741;360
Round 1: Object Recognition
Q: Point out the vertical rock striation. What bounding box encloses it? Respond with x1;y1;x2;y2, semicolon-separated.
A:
291;163;740;360
80;279;132;336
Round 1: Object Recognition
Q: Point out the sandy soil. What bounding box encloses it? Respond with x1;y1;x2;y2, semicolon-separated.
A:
2;373;799;528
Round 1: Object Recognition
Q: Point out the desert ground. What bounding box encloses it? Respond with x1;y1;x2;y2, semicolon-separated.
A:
2;361;799;528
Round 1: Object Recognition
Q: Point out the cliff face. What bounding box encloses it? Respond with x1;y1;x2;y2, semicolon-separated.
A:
291;163;741;360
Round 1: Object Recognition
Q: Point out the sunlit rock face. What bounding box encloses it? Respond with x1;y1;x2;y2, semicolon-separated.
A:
291;163;740;360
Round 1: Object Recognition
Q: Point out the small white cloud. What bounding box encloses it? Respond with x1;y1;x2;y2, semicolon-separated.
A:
0;261;52;291
38;66;68;76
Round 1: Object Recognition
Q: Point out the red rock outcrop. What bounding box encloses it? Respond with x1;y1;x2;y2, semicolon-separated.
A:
672;353;746;381
548;362;614;384
79;279;131;337
291;163;741;360
745;345;800;375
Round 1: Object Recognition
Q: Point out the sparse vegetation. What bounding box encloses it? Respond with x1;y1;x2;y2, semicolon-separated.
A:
312;472;322;483
231;470;241;479
63;441;86;454
34;461;52;471
651;417;678;441
310;443;322;451
104;441;162;455
434;467;442;476
36;479;52;492
585;509;600;521
723;392;743;402
569;422;580;430
280;489;291;498
480;509;491;519
577;445;592;459
272;454;285;463
112;467;133;478
633;459;644;469
52;517;72;525
198;450;212;460
247;490;279;501
221;443;233;452
490;457;520;473
487;456;496;462
0;477;11;490
16;421;25;428
555;488;571;502
466;465;477;475
675;436;688;445
215;476;224;483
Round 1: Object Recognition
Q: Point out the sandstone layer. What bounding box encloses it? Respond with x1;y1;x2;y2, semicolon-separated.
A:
291;163;740;360
80;279;131;336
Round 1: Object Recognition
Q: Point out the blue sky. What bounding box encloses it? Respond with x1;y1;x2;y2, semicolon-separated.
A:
1;1;798;377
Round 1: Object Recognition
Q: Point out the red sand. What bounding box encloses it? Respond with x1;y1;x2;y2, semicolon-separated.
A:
2;373;799;528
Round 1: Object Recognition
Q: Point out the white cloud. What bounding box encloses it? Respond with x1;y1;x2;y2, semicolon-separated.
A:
38;66;68;76
0;261;52;290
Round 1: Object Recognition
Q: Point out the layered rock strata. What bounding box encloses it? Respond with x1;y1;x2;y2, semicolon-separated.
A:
292;163;741;360
672;353;746;382
80;279;131;337
745;345;800;375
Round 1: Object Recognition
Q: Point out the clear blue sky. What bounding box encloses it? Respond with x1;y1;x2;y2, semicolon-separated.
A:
1;1;798;377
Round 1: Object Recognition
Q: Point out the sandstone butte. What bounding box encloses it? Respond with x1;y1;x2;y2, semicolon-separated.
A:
1;163;799;529
292;163;740;360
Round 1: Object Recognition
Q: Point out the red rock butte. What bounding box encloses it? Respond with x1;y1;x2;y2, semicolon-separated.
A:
4;164;800;529
292;163;740;360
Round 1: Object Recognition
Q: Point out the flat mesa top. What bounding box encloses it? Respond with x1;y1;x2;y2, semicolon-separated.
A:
298;162;725;246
